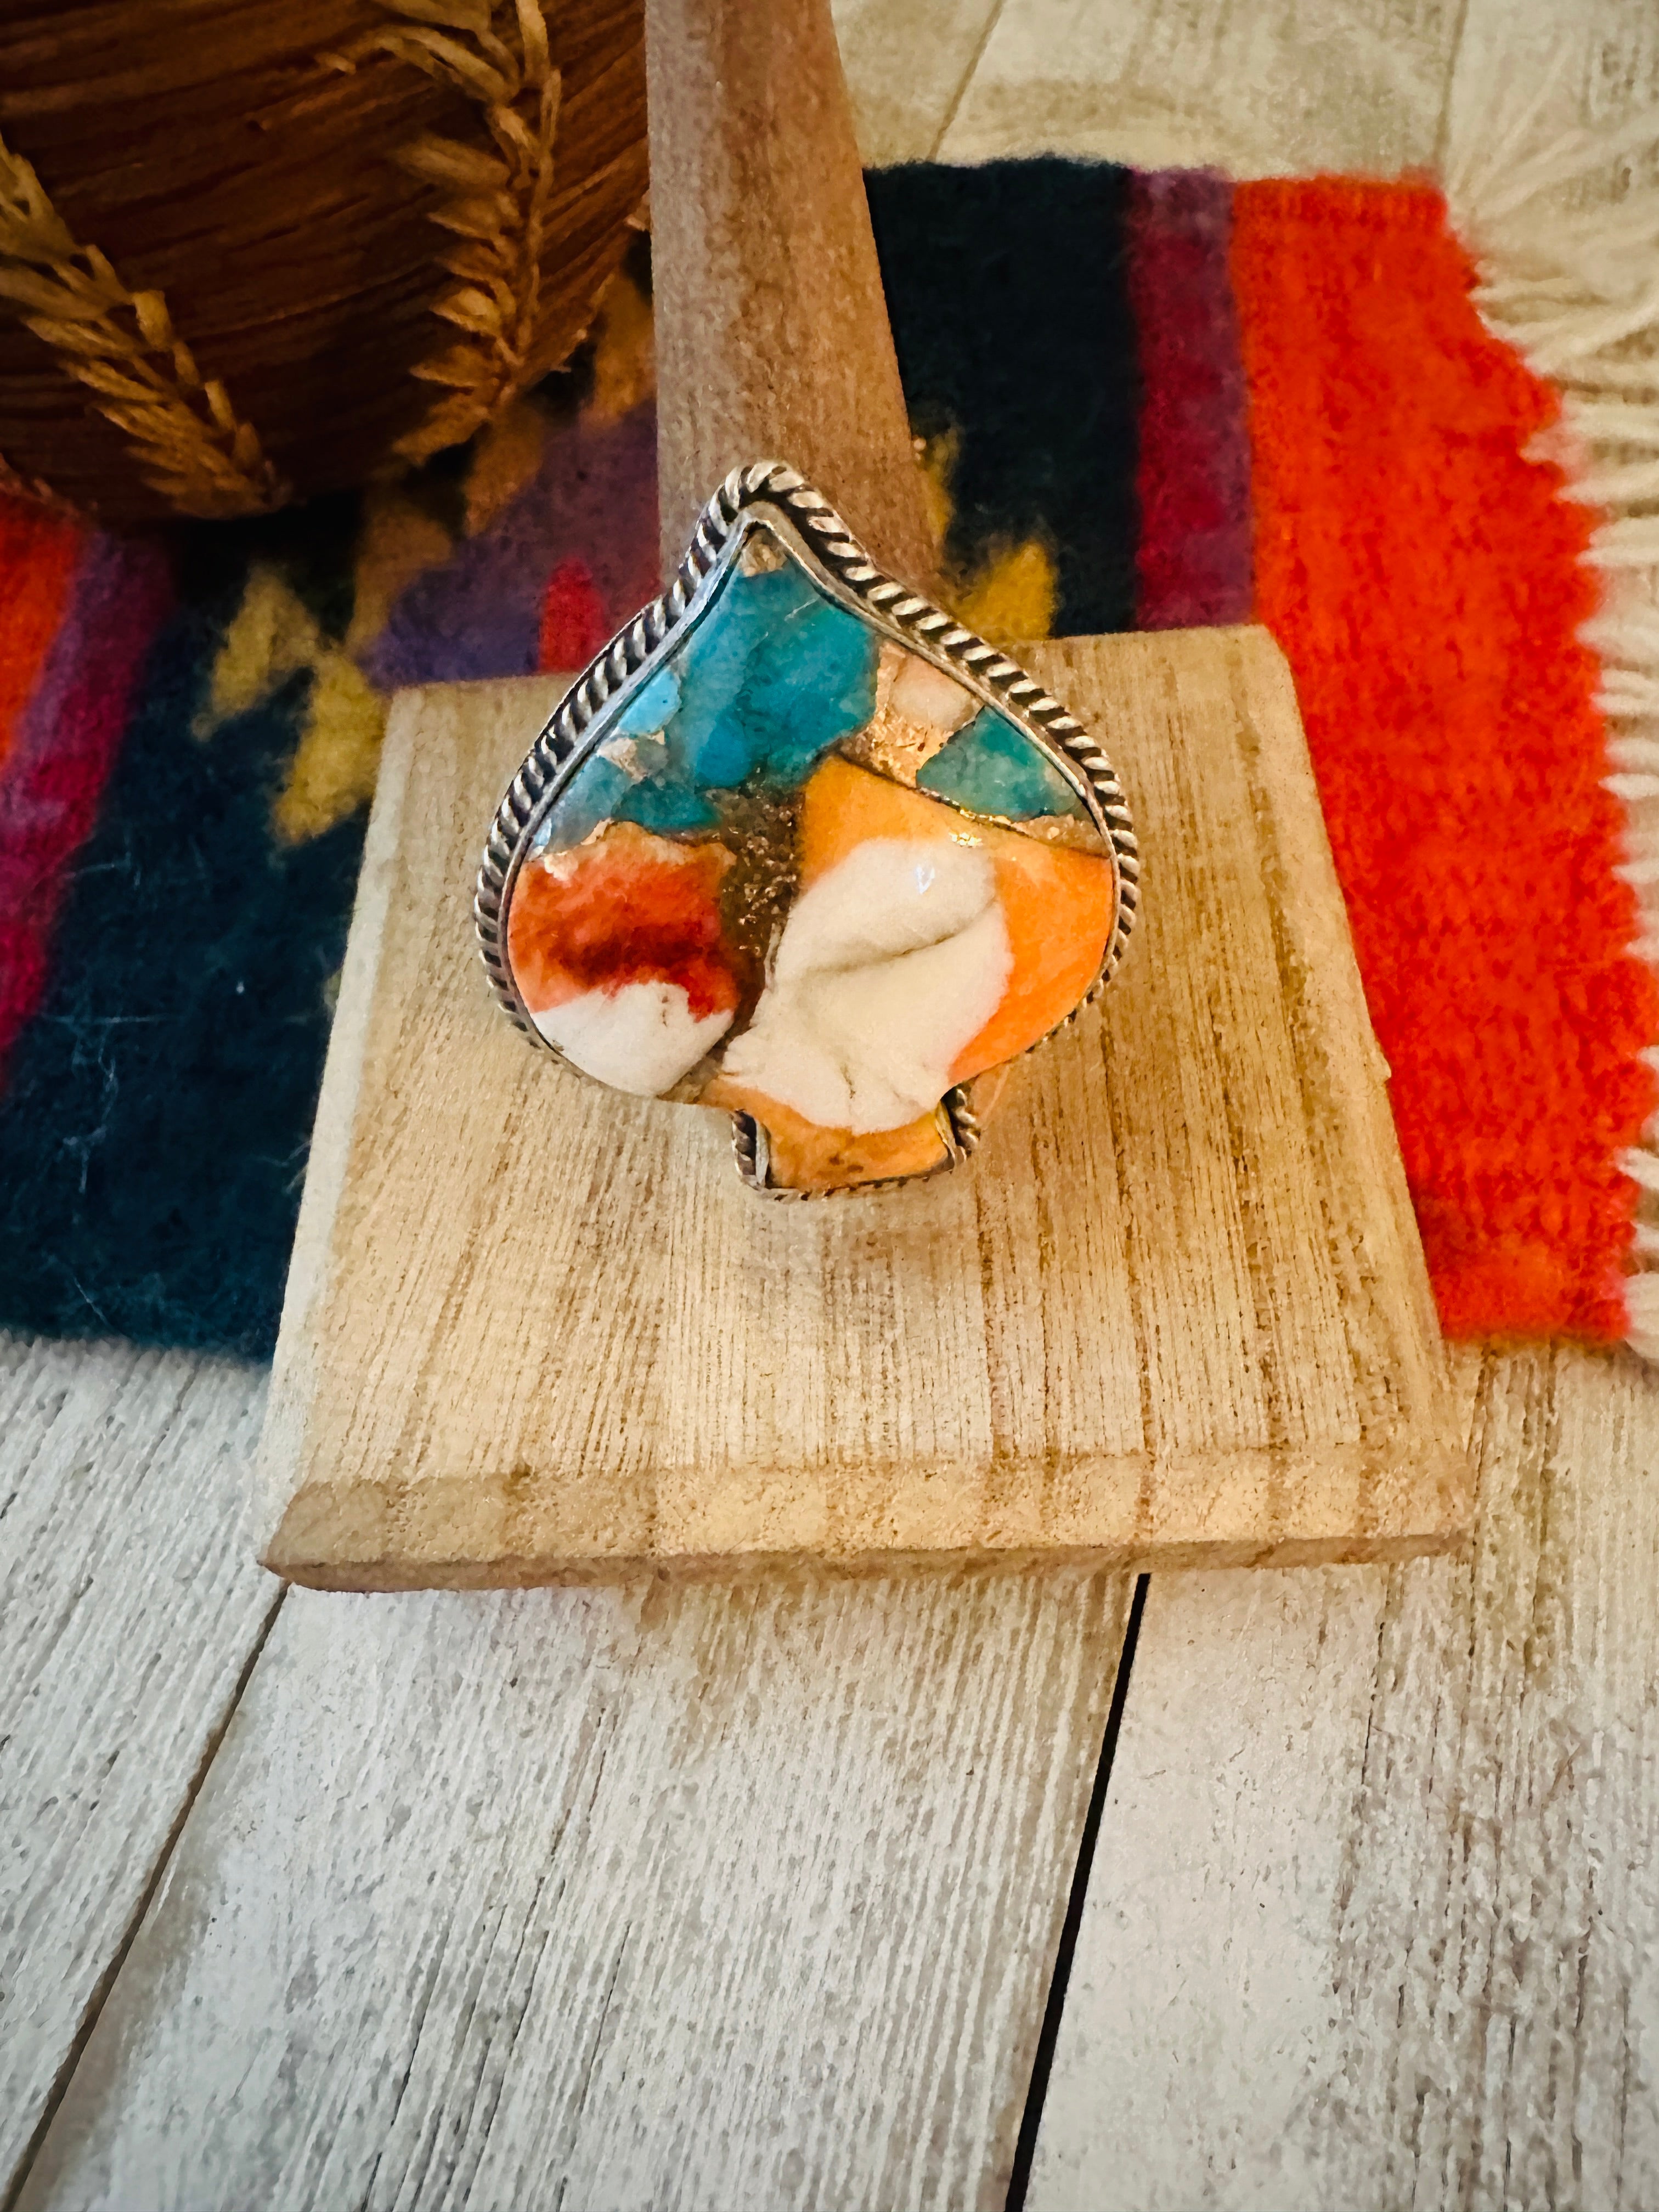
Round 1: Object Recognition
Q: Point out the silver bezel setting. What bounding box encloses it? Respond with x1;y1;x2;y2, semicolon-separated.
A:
475;459;1140;1191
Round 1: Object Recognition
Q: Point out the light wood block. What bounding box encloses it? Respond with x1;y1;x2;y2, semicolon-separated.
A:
257;622;1467;1587
253;0;1462;1586
647;0;939;585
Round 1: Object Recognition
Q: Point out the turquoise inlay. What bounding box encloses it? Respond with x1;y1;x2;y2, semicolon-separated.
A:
540;549;882;848
667;561;878;789
616;778;720;834
739;588;880;781
543;754;630;849
917;706;1089;822
613;665;681;736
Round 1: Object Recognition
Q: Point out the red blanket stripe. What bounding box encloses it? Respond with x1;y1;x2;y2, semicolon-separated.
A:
1232;177;1659;1340
0;495;83;772
0;533;174;1081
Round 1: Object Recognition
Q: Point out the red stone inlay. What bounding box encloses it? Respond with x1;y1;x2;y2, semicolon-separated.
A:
508;825;740;1020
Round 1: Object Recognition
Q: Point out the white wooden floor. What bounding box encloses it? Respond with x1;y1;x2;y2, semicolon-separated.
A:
5;3;1659;2205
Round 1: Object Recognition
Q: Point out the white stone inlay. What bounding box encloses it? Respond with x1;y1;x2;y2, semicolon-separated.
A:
534;982;733;1095
721;837;1012;1132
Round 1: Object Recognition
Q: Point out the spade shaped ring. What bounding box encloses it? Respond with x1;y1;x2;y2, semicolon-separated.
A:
476;461;1139;1196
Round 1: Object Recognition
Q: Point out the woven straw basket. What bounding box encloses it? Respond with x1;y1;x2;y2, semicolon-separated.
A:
0;0;647;522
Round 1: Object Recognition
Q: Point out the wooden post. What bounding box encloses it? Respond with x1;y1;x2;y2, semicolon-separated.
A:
645;0;938;586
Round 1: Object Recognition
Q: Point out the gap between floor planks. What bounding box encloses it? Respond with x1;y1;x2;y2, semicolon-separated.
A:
16;1568;1138;2210
0;1338;281;2206
1027;1344;1659;2211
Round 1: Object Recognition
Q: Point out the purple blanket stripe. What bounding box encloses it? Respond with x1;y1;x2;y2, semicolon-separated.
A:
362;403;661;690
1127;169;1253;629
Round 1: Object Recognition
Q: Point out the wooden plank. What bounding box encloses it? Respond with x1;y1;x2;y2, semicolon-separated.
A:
258;627;1464;1589
937;0;1466;173
1027;1345;1659;2210
0;1334;278;2201
18;1567;1134;2211
1443;0;1659;187
831;0;1008;165
1029;1557;1395;2208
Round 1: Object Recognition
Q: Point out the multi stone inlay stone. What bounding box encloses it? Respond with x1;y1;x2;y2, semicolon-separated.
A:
502;522;1120;1192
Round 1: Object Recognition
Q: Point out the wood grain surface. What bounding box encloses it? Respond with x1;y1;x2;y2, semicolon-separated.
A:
1028;1345;1659;2212
19;1568;1133;2211
0;1339;278;2200
258;625;1463;1589
934;0;1468;174
831;0;1006;163
258;0;1462;1601
646;0;938;582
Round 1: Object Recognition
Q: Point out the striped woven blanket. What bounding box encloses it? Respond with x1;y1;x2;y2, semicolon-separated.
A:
1;160;1654;1360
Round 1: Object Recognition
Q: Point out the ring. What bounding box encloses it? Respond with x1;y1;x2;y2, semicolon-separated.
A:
476;461;1139;1196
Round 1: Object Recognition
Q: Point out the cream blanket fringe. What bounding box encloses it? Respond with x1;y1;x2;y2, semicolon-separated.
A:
1449;74;1659;1360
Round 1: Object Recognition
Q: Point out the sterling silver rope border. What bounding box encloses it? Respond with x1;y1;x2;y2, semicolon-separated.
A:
475;459;1141;1191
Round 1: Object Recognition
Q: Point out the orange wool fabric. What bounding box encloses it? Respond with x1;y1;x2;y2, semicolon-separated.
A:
0;494;82;771
1232;178;1658;1339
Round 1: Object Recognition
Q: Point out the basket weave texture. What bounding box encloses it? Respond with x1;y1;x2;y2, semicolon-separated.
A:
0;0;647;521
